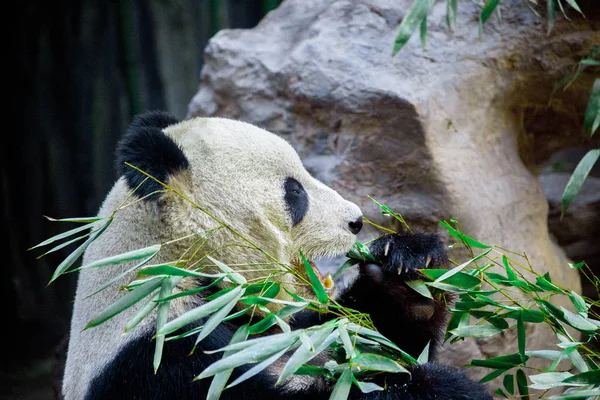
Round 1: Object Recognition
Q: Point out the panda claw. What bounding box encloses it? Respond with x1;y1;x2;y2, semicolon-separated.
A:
384;241;390;257
397;262;403;275
426;255;432;268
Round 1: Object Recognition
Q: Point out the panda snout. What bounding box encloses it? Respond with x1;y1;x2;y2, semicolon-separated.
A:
348;217;363;235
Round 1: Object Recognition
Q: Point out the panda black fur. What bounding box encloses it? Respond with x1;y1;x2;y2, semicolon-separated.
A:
62;111;492;400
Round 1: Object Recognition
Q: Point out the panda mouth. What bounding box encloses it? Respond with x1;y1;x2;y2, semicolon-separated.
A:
293;258;335;291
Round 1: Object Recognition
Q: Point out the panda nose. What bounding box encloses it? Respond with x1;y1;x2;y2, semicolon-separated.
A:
348;217;363;235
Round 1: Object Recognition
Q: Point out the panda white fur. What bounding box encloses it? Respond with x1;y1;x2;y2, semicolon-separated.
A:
62;111;491;400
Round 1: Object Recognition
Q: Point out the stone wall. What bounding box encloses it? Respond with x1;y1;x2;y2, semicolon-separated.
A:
187;0;599;390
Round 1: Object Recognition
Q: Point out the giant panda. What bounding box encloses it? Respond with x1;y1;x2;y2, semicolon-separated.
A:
62;111;492;400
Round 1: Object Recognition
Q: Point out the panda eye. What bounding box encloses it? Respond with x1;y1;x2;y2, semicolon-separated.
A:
284;177;308;226
286;179;303;196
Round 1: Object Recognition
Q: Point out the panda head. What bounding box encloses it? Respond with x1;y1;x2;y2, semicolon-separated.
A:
115;111;363;296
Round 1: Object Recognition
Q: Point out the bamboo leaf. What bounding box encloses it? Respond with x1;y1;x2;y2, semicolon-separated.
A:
481;368;508;383
568;290;588;313
244;282;280;297
434;249;491;284
419;15;428;49
226;348;288;389
450;324;503;338
332;258;359;280
78;244;161;271
248;302;308;334
470;353;525;369
345;241;376;264
446;0;457;31
165;326;202;342
329;368;353;400
535;276;566;294
194;288;245;346
562;369;600;385
240;297;306;307
584;79;599;137
547;0;556;34
49;219;112;283
204;329;300;355
123;293;159;334
392;0;434;56
196;333;300;380
353;379;384;393
43;216;104;223
501;309;546;323
406;279;433;299
417;341;430;364
158;286;244;336
29;220;102;250
561;149;600;215
154;277;177;373
85;253;157;299
502;255;517;281
475;295;519;311
525;350;565;361
205;287;235;301
569;261;585;269
480;0;500;25
206;325;249;400
561;306;598;333
278;327;338;383
351;354;410;374
439;221;490;249
126;276;163;290
346;324;411;359
518;311;526;364
566;348;588;373
300;250;328;304
368;196;412;233
223;307;251;322
503;374;514;395
516;368;530;400
556;0;568;19
139;264;201;277
420;269;480;288
260;282;280;298
564;0;583;15
529;372;574;389
295;365;334;377
85;276;163;329
154;277;224;303
548;389;600;399
35;233;90;259
207;256;246;284
338;322;356;360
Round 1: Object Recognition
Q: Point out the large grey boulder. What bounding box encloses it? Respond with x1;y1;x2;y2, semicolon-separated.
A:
188;0;598;390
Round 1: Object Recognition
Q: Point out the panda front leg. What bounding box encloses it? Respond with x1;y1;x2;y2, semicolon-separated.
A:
339;233;450;359
336;233;492;400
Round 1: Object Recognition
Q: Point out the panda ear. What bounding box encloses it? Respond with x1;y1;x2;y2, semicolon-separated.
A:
116;111;189;200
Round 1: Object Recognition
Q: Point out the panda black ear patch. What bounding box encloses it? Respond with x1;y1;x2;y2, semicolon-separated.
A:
127;110;180;132
116;111;189;199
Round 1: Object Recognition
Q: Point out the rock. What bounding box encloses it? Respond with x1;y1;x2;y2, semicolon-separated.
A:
188;0;598;391
541;172;600;299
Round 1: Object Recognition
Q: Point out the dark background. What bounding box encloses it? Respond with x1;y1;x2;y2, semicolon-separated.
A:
5;1;279;398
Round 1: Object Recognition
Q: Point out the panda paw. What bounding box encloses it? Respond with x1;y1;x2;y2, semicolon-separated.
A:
366;233;449;281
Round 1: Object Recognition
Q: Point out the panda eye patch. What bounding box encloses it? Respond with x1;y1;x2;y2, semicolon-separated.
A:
284;177;308;226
